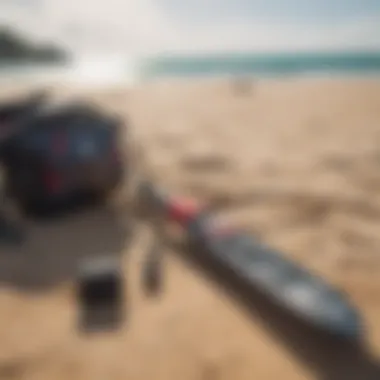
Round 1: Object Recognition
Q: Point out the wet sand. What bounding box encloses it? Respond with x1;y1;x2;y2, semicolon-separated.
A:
1;77;380;379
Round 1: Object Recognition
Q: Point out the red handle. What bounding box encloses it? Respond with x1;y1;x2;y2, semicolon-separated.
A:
166;197;202;226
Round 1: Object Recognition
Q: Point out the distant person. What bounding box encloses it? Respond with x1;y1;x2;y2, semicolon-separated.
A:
233;76;253;95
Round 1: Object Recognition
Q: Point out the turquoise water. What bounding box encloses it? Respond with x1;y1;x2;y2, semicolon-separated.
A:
141;51;380;79
2;51;380;85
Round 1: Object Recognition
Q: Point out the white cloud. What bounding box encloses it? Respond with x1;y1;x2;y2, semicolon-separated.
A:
165;14;380;53
1;0;380;55
0;0;181;55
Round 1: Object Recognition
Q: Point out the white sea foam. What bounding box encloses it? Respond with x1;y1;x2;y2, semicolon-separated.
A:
0;54;140;88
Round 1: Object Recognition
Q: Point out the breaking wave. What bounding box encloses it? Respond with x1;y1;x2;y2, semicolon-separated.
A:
0;54;140;88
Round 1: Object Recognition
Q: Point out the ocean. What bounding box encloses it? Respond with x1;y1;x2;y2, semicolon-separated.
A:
1;51;380;86
142;51;380;80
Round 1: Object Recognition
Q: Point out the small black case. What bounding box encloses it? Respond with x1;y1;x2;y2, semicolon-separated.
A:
76;256;125;333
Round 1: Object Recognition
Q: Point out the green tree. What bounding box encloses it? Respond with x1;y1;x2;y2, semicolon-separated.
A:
0;27;68;63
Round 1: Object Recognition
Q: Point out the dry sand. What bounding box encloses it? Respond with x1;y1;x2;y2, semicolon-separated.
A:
1;77;380;379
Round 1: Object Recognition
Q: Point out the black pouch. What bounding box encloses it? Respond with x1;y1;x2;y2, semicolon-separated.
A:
76;256;125;333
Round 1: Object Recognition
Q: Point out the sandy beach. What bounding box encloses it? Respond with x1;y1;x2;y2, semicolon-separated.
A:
1;77;380;379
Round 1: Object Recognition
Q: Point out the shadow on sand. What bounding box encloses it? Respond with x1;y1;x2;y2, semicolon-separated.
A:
0;201;130;292
167;240;380;380
0;200;133;332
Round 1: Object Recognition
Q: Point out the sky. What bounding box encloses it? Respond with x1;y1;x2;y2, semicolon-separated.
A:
0;0;380;55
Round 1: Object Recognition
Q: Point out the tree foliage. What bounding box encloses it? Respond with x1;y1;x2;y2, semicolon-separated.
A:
0;27;68;63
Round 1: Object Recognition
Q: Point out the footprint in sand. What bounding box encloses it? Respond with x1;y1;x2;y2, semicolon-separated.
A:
180;154;232;173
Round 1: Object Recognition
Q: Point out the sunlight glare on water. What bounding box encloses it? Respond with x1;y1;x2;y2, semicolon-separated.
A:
66;55;138;87
0;54;139;88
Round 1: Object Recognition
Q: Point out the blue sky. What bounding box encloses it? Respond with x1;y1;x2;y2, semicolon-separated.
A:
157;0;380;52
1;0;380;54
159;0;380;24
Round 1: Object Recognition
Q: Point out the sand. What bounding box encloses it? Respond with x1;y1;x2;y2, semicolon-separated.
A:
1;77;380;379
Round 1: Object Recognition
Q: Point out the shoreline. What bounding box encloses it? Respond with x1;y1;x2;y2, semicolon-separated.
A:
2;73;380;92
